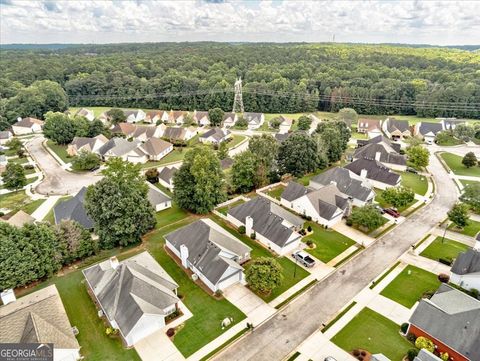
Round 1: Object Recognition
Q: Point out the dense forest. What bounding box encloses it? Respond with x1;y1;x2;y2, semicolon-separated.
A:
0;43;479;129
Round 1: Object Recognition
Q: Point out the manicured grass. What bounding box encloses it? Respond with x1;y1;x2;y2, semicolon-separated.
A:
228;134;246;148
9;157;29;165
440;152;480;177
154;204;189;229
350;132;367;140
0;191;30;210
144;220;247;357
140;149;185;169
21;198;46;215
303;222;355;263
375;189;416;213
154;182;172;196
420;236;470;262
448;219;480;237
380;265;440;308
265;184;286;200
331;307;412;360
401;172;428;196
216;199;245;216
370;261;401;289
46;140;71;164
436;134;463;146
461;180;480;187
296;168;326;186
321;301;357;333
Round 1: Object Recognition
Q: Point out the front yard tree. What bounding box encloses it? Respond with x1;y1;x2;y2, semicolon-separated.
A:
5;138;23;153
349;205;385;232
381;186;415;208
106;108;126;124
43;111;76;145
145;168;159;183
462;152;477;168
337;107;358;126
231;150;258;193
245;257;283;295
447;203;470;229
217;141;229;160
173;146;226;214
406;145;429;168
85;158;156;248
297;115;312;131
460;183;480;213
87;119;105;137
71;151;100;171
277;132;319;177
208;108;224;126
2;162;27;191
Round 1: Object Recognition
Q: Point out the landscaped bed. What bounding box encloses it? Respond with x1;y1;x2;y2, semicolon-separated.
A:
401;172;428;196
303;222;356;263
440;152;480;177
331;307;412;361
420;236;470;263
448;219;480;237
380;265;440;308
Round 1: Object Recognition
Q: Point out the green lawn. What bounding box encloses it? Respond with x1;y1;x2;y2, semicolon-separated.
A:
265;185;286;200
440;152;480;177
461;180;480;187
210;215;309;302
303;222;355;263
436;133;463;146
420;237;470;262
375;189;416;213
228;134;246;148
140;149;185;169
216;199;245;216
331;307;412;361
296;168;327;186
0;191;30;210
350;132;367;140
449;219;480;237
9;157;29;165
46;140;71;164
380;265;440;308
154;204;189;229
154;182;173;196
401;172;428;196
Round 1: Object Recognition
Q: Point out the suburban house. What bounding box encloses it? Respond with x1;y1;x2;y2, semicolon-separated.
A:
310;167;375;206
227;197;303;255
147;182;172;211
353;135;406;171
139;137;173;161
438;118;467;131
193;111;210;126
357;135;401;153
244;112;265;130
277;115;293;134
4;210;35;228
345;158;401;190
281;182;351;228
145;110;168;124
450;237;480;291
357;119;382;139
307;114;321;134
164;219;252;293
222;112;238;127
163;126;196;142
12;117;44;135
382;117;411;140
83;252;180;347
130;125;165;142
98;138;147;164
67;134;109;156
75;108;95;121
124;109;146;123
167;110;186;124
98;111;111;124
158;166;177;190
274;132;292;143
0;285;81;361
407;284;480;361
0;130;13;145
199;127;231;144
111;122;137;137
415;122;444;145
53;187;94;230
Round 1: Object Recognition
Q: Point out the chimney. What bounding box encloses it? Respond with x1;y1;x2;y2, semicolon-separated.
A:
246;216;254;237
1;289;16;305
375;151;382;161
109;256;119;270
360;169;368;179
180;244;189;268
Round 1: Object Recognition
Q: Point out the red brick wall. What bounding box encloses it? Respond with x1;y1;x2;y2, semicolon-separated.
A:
408;324;469;361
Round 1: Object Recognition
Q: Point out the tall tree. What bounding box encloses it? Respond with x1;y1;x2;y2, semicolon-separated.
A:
55;220;98;264
245;257;283;295
248;133;279;184
230;151;259;193
460;183;480;213
406;145;430;168
277;132;320;177
43;112;77;145
2;162;27;191
208;108;225;126
462;152;477;168
348;205;385;231
106;108;126;124
447;203;470;229
297;115;312;131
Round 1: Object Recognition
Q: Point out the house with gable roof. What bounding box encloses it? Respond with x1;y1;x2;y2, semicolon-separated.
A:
12;117;44;135
243;112;265;130
382;117;411;140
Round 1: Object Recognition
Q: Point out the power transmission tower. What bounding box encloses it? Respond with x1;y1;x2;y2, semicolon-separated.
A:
232;77;244;113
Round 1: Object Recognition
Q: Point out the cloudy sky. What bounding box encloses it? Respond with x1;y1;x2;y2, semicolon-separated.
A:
1;0;479;45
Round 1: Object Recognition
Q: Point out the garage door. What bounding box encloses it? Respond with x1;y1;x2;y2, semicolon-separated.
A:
217;271;241;290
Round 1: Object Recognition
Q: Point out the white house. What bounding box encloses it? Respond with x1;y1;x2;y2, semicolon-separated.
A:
139;137;173;161
0;285;81;361
146;182;172;211
193;111;210;126
83;252;180;347
75;108;95;121
97;138;148;164
450;236;480;291
67;134;109;156
12;117;44;135
438;118;467;131
227;197;304;256
124;109;146;123
164;219;252;293
168;110;186;124
145;110;167;124
277;115;293;134
158;166;177;190
345;158;401;190
199;127;231;144
357;119;383;139
244;112;265;130
130;125;165;142
0;130;13;145
223;112;238;128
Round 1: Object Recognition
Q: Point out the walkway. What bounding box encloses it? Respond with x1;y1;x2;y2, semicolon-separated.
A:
31;195;60;221
431;227;476;247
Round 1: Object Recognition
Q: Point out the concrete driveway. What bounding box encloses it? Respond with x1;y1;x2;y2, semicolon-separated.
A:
24;135;101;195
223;283;271;316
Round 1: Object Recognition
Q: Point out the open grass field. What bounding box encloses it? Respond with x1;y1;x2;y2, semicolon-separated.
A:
401;172;428;196
380;265;440;308
46;140;71;164
448;219;480;237
440;152;480;177
420;236;470;262
331;307;412;360
303;222;356;263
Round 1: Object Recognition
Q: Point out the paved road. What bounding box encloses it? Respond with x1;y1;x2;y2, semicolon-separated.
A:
214;148;459;361
24;136;101;196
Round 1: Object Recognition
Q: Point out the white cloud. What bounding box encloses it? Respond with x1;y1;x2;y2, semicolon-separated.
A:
0;0;479;44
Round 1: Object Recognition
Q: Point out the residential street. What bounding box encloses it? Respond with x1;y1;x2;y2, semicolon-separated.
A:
24;135;101;195
214;147;459;361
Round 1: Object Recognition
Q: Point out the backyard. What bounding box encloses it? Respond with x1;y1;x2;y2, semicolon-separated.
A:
264;184;286;200
154;204;190;229
216;199;246;216
331;307;412;361
140;148;186;169
440;152;480;177
401;172;428;196
420;236;470;262
448;219;480;237
303;222;356;263
228;134;246;148
0;191;44;215
380;265;440;308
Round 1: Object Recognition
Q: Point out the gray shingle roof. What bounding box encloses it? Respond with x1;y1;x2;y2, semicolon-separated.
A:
164;219;251;286
414;349;442;361
228;197;303;248
354;143;406;166
53;187;94;229
163;127;186;141
83;252;179;339
98;137;142;157
200;128;230;142
281;182;309;202
0;285;80;349
386;118;410;133
451;249;480;275
158;166;177;184
244;112;263;124
15;117;44;128
71;136;96;149
0;131;11;139
418;122;443;136
409;284;480;361
305;184;349;220
357;135;401;153
147;184;171;206
345;158;400;186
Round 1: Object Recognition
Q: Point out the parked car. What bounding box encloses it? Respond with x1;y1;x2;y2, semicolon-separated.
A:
384;207;400;218
292;250;316;267
406;167;418;174
375;205;385;214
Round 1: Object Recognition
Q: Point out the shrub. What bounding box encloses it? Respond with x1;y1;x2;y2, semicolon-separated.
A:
145;168;159;183
360;351;366;356
438;273;450;283
215;289;223;297
306;216;312;221
415;336;435;353
407;349;419;361
306;239;313;247
353;350;360;356
346;218;353;226
307;225;312;232
357;357;363;361
401;322;409;334
166;328;175;337
238;225;246;234
440;352;449;361
250;232;256;239
299;229;306;236
406;333;417;342
439;257;452;266
23;164;34;170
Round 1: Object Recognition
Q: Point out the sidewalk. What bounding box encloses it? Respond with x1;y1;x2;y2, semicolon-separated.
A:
431;227;476;246
332;221;375;247
31;195;60;221
401;252;451;275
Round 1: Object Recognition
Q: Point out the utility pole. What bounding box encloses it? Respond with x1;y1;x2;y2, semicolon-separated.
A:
232;77;244;113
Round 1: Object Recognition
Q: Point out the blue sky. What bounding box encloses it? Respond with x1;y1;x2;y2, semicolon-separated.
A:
1;0;479;45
